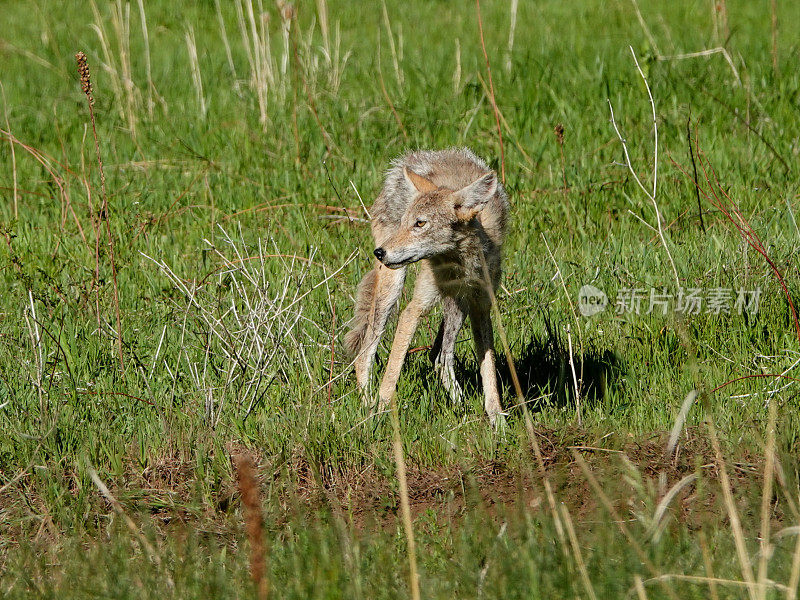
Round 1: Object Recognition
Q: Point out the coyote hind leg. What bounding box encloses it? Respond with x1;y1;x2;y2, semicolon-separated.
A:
470;300;503;424
429;296;466;405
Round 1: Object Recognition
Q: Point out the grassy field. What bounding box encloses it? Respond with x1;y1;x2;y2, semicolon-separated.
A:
2;0;800;597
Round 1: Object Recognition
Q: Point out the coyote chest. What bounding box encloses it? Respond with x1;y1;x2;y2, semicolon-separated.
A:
344;148;509;425
427;240;494;297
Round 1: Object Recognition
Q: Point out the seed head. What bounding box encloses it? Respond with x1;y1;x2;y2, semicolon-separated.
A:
277;1;295;20
554;123;565;144
75;51;94;105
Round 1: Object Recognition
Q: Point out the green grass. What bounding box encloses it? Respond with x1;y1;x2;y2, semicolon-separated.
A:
7;505;799;599
2;0;800;596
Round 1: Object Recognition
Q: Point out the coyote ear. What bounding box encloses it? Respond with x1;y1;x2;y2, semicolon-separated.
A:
404;166;438;194
452;171;497;221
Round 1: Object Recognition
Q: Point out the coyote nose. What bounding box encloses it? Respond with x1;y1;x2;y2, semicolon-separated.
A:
373;248;386;262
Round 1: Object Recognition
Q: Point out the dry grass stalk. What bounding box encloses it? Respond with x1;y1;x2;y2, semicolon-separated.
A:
659;47;740;83
24;291;44;409
389;393;420;600
110;0;136;131
288;16;337;154
377;30;408;142
632;0;739;83
630;0;661;55
76;51;124;371
666;390;698;457
756;399;777;600
477;254;574;570
234;453;269;600
144;232;356;423
239;0;272;123
640;574;787;595
572;451;679;600
185;25;207;118
0;85;18;218
278;3;292;79
789;518;800;599
505;0;518;73
380;0;403;89
476;522;507;596
560;504;598;600
453;38;462;93
136;0;155;116
215;0;239;82
476;0;505;183
473;72;534;168
699;532;721;600
634;575;650;599
88;466;158;560
78;124;103;333
710;0;720;43
88;465;174;590
316;0;330;53
89;0;141;136
0;128;87;246
647;472;698;541
771;0;779;76
717;0;730;41
327;300;336;404
608;46;679;290
219;0;348;129
707;418;757;600
566;328;581;424
321;20;349;93
541;234;584;419
349;180;371;219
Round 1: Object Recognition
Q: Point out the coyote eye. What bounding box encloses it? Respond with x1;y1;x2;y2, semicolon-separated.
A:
414;220;427;228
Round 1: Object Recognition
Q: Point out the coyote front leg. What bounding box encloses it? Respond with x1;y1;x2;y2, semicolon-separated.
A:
353;264;406;393
378;265;439;407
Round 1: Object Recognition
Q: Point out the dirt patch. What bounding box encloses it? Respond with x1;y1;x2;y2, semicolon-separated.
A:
1;427;773;540
259;427;767;532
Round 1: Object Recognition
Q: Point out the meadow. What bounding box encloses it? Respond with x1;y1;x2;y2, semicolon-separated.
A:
1;0;800;597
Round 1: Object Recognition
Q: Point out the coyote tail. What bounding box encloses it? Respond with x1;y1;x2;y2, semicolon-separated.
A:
344;267;379;357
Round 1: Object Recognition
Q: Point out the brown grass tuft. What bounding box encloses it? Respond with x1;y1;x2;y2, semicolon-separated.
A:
234;453;269;600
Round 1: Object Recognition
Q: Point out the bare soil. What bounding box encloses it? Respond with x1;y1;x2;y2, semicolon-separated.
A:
2;426;772;544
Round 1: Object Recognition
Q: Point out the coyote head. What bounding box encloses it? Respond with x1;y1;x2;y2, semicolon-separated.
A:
373;167;497;269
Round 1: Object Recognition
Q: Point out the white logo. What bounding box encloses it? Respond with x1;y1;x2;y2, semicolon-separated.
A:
578;285;608;316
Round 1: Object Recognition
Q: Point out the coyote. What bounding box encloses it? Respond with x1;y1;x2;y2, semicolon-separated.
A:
344;148;509;423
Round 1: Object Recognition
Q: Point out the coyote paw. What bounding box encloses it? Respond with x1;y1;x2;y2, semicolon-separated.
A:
489;410;509;432
358;386;373;407
436;361;463;405
377;391;393;411
448;381;464;405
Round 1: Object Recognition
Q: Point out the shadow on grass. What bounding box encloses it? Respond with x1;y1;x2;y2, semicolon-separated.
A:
395;316;624;418
494;317;624;415
406;316;625;416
